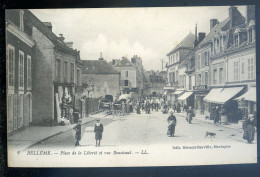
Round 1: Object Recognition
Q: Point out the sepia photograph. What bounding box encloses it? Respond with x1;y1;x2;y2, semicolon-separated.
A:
6;5;257;167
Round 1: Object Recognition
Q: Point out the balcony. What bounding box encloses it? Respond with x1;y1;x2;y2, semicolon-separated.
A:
193;85;208;91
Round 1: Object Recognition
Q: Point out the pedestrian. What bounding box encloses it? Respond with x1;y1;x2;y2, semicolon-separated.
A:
177;103;181;113
136;103;141;114
243;114;256;143
173;104;176;113
167;112;177;137
121;101;125;116
73;108;80;123
186;106;195;124
73;120;82;146
183;104;187;113
214;106;220;124
94;118;104;147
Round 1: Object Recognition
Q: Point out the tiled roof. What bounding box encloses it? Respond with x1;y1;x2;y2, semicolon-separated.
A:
82;60;119;74
24;10;79;56
197;18;230;49
113;57;136;68
167;33;196;56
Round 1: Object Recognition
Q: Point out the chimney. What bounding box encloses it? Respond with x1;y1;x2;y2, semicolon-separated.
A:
43;22;52;31
99;52;104;60
65;42;73;48
195;23;197;41
198;32;206;43
58;34;65;42
210;19;218;31
246;5;255;25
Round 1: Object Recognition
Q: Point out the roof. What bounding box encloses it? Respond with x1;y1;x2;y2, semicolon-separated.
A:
167;33;196;56
113;57;136;68
24;10;79;56
197;18;230;49
82;60;119;74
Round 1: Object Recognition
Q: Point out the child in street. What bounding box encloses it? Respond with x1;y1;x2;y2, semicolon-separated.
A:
73;120;82;146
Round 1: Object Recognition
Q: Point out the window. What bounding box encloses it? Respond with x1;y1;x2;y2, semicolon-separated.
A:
125;71;128;77
205;72;208;85
20;10;24;31
189;76;192;90
234;34;239;47
213;69;217;84
248;28;253;43
124;80;128;86
176;53;179;62
70;63;74;83
77;69;80;85
248;58;254;79
219;68;223;84
197;55;201;69
234;61;239;80
64;61;68;82
7;45;15;88
55;59;61;81
242;62;245;75
27;55;32;90
18;51;24;90
197;74;201;86
204;51;209;66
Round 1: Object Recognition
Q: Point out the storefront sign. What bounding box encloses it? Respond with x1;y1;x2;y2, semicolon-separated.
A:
193;85;208;90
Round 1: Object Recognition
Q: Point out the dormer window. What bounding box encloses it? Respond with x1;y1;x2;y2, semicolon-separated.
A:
248;20;255;44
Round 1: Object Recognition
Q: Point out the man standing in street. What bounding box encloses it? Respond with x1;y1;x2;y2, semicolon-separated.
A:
167;112;177;137
94;119;104;147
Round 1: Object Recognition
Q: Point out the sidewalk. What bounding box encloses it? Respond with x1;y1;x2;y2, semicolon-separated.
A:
8;114;108;151
172;110;243;130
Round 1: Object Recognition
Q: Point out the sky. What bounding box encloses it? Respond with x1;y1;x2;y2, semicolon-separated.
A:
30;6;246;71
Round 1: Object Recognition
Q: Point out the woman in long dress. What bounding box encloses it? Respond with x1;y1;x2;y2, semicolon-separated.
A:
243;114;256;143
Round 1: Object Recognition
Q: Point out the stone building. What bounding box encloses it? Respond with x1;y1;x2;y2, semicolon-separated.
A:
165;32;196;105
112;56;148;98
6;9;35;134
201;6;256;124
25;10;83;126
146;70;166;97
81;57;120;99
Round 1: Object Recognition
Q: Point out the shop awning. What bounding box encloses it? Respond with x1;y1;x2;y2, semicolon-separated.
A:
173;90;184;95
235;87;256;102
178;92;193;100
203;87;244;104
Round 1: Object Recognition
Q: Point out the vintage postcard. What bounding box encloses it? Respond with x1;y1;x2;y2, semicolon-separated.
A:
6;6;257;167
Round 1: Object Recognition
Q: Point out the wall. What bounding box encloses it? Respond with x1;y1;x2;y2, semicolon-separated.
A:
115;67;136;88
227;47;255;84
82;74;120;98
31;26;55;125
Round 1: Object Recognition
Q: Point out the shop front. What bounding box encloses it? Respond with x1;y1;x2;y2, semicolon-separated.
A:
177;92;194;109
193;85;209;116
172;90;184;105
203;87;245;124
235;87;256;119
54;84;74;126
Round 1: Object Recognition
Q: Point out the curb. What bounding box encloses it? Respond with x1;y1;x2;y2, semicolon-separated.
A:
24;118;97;151
177;113;241;131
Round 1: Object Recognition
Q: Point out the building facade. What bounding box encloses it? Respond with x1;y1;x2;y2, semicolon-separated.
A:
81;58;120;99
165;32;196;106
25;10;83;126
203;6;256;123
6;9;35;134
